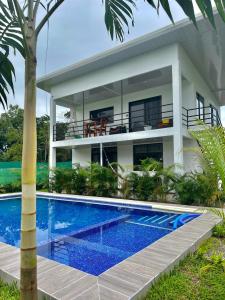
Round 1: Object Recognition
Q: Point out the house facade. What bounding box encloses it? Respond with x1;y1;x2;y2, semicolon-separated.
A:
37;13;225;174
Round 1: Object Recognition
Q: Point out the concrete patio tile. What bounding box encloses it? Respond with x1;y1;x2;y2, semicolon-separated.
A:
99;285;130;300
52;275;97;300
103;267;150;288
73;284;99;300
38;264;86;295
0;250;20;269
37;257;60;276
2;257;20;278
112;260;158;278
127;253;166;273
98;273;140;297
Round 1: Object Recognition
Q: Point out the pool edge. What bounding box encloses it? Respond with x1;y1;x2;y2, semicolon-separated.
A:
0;193;220;299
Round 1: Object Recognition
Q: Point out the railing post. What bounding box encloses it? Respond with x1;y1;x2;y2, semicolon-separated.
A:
187;108;189;128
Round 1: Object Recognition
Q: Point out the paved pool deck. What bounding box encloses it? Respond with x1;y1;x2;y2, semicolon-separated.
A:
0;192;221;300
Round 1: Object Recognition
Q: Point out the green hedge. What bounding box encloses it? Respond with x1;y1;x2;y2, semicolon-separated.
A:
0;161;72;184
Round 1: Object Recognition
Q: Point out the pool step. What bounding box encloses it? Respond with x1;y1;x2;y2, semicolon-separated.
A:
71;214;130;239
137;214;178;226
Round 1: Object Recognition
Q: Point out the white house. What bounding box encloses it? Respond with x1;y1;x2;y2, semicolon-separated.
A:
37;13;225;174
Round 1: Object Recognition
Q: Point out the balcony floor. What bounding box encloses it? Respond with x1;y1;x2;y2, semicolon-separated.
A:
52;127;176;148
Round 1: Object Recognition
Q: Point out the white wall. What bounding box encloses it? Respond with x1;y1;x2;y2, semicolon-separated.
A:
117;143;133;173
163;137;174;167
50;44;178;100
183;138;202;173
72;146;91;167
179;46;220;111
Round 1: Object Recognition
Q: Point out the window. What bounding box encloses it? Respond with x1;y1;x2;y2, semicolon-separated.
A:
91;146;117;166
133;143;163;169
210;105;219;126
129;96;162;132
196;93;205;121
90;107;114;124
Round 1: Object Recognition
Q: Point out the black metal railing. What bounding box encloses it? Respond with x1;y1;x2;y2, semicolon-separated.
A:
53;103;173;141
182;106;222;128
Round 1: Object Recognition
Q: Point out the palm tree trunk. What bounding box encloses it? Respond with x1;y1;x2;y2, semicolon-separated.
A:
20;32;37;300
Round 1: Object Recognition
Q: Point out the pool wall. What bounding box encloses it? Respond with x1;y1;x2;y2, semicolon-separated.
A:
0;192;221;300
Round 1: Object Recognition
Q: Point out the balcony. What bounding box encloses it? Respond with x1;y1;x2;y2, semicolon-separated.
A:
53;103;173;142
182;106;222;128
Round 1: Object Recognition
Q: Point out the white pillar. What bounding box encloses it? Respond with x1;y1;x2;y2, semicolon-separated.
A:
49;97;56;169
172;58;183;172
72;149;76;168
100;143;103;166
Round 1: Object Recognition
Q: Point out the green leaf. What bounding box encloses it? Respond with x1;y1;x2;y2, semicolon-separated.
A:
145;0;156;9
159;0;174;23
175;0;197;27
214;0;225;22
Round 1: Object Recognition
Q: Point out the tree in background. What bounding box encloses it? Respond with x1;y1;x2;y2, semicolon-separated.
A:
0;105;23;161
0;105;50;162
1;1;225;299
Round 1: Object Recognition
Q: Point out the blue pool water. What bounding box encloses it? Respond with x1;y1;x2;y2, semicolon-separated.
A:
0;197;196;275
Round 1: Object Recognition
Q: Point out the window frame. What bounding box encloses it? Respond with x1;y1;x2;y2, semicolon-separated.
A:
91;146;117;166
210;104;219;126
133;143;163;170
196;93;205;121
89;106;114;124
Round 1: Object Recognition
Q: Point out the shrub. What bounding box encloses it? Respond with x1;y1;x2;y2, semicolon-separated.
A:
213;223;225;238
87;163;118;197
174;173;216;206
51;168;73;193
0;181;21;194
71;167;88;195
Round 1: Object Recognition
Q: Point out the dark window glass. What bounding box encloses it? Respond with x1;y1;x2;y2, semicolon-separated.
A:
133;143;163;169
129;96;162;132
91;146;117;166
210;105;219;126
90;107;114;124
196;93;205;121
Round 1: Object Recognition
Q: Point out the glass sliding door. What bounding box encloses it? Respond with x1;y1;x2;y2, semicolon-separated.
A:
129;96;162;132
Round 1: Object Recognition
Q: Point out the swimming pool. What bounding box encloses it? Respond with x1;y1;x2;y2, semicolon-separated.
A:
0;196;198;276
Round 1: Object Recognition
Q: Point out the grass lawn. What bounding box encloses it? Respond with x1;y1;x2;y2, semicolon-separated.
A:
0;280;19;300
145;237;225;300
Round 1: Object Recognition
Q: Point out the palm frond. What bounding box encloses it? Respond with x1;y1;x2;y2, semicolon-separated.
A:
191;126;225;188
103;0;136;42
0;1;24;57
0;1;24;109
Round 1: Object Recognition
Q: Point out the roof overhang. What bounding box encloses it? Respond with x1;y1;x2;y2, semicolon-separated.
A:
37;12;225;104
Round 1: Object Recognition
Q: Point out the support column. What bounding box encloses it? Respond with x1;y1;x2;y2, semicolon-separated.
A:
49;97;56;169
100;143;103;167
172;58;183;173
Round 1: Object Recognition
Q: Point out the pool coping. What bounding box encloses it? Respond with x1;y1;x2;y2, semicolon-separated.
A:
0;192;221;300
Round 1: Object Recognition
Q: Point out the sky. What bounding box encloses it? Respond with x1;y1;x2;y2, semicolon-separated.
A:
2;0;224;122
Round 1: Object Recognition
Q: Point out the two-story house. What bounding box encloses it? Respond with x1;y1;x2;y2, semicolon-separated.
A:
37;13;225;174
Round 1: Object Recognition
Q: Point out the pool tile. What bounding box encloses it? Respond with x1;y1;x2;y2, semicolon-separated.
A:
99;285;129;300
38;264;86;295
112;260;157;278
98;273;140;297
103;267;150;288
52;275;97;300
73;284;99;300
